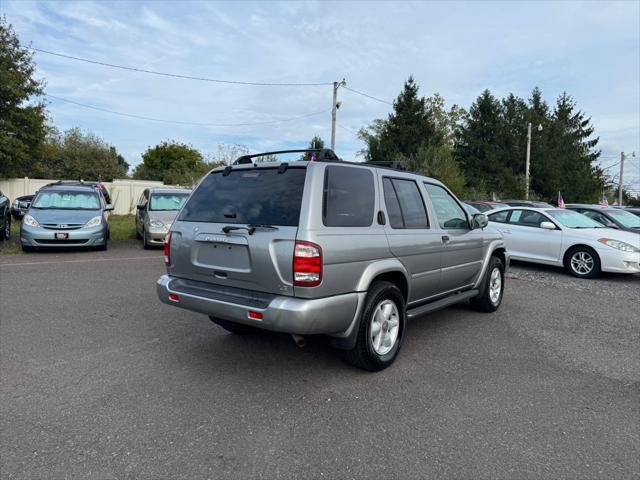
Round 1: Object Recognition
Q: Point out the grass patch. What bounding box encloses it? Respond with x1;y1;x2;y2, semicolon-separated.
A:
108;214;138;241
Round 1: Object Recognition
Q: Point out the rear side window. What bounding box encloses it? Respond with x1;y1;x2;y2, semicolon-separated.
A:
323;166;374;227
488;210;510;223
179;168;307;226
383;178;429;229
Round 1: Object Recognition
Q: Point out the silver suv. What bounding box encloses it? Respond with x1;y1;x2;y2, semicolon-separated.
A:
157;149;509;371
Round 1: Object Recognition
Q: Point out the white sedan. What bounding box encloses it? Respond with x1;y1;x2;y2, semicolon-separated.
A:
486;207;640;278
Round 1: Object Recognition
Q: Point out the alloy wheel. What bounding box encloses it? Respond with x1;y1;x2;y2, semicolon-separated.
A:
570;251;594;275
489;267;502;305
369;299;400;356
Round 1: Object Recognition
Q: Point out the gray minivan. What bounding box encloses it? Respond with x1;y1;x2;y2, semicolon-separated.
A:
136;188;191;248
157;149;508;371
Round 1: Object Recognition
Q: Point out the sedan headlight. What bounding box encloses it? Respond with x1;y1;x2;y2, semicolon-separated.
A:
23;214;39;227
598;238;640;252
84;216;103;228
150;220;166;229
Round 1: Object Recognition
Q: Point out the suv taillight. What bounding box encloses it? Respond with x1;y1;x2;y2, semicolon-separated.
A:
293;241;322;287
164;232;172;266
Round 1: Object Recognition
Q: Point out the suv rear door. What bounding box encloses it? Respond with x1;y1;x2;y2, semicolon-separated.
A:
379;174;443;304
168;166;307;297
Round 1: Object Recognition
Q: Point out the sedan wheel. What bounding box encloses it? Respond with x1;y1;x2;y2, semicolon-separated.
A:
565;247;601;279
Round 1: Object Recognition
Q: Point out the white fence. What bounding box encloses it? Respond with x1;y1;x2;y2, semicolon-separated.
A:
0;178;178;215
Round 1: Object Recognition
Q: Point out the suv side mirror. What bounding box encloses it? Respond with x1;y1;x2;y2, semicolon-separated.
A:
136;204;145;211
540;221;556;230
472;213;488;229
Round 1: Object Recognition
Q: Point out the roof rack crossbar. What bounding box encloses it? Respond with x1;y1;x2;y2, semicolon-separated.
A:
233;148;340;165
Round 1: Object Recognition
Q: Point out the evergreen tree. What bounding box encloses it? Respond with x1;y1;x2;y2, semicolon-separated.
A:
359;76;441;163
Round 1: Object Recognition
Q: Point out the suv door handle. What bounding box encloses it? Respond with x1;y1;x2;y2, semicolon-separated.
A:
441;235;450;243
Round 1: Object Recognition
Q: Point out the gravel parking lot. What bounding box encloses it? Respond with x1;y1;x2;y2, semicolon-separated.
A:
1;245;638;479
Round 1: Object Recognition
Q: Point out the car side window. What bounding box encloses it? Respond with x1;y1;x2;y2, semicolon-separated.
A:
383;178;429;229
509;210;546;228
323;166;375;227
488;210;510;223
424;183;468;229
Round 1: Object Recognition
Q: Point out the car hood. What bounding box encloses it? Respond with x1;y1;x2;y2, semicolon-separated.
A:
147;210;180;224
565;226;640;246
27;209;101;225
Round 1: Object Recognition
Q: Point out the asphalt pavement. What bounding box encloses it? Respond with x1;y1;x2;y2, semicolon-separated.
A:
1;245;639;479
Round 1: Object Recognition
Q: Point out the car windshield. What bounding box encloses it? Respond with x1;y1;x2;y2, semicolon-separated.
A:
607;209;640;228
31;191;101;210
547;209;604;228
149;193;189;211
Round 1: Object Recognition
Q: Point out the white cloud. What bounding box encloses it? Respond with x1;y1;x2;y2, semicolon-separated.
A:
2;0;638;178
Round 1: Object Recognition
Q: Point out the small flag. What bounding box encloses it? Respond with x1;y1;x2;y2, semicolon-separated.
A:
310;153;317;162
557;191;565;209
96;178;103;190
599;194;608;207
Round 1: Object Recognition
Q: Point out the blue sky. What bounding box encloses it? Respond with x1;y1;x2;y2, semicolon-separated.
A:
2;0;639;191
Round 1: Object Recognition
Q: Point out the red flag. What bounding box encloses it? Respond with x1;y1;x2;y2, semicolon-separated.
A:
599;195;608;207
557;191;565;209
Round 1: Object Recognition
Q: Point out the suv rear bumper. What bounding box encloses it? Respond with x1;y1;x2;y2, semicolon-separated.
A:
156;275;359;335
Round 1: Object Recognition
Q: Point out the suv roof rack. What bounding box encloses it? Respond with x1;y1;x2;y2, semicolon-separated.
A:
233;148;341;165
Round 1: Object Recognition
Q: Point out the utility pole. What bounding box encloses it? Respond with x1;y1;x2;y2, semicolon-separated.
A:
525;122;542;200
618;151;625;205
330;79;345;151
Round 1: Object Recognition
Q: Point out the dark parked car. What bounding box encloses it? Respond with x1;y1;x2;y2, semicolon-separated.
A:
465;200;511;212
566;204;640;232
0;189;10;241
11;194;34;220
46;181;112;205
502;200;554;208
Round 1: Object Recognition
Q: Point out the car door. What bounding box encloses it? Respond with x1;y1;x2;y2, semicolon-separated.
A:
499;209;562;262
380;175;442;305
423;183;484;292
135;190;148;234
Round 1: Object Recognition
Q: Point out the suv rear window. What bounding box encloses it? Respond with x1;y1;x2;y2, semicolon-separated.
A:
179;167;307;226
323;166;374;227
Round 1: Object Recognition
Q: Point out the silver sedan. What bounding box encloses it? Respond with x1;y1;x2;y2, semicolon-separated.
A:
486;207;640;278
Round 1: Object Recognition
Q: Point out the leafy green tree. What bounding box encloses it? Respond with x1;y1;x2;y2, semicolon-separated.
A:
133;141;208;184
404;144;466;196
42;128;128;181
301;135;325;160
0;16;47;178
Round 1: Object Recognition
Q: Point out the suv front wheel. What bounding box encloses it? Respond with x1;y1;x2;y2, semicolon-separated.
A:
342;281;405;372
470;256;505;312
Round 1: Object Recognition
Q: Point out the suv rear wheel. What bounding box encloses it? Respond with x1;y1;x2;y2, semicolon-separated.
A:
342;281;405;371
470;256;504;312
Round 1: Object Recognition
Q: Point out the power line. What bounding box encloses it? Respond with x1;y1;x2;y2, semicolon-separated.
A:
32;47;333;87
46;94;330;127
342;86;393;106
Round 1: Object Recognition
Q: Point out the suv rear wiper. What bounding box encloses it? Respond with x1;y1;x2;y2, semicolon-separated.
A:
222;224;279;235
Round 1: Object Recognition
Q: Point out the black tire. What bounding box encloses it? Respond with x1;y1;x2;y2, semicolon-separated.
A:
470;256;505;312
136;225;142;240
564;246;601;279
209;317;259;335
98;240;108;251
143;229;150;250
341;281;406;372
21;245;35;253
1;215;9;241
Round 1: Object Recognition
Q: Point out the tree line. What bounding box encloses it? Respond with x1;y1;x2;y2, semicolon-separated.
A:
1;17;632;203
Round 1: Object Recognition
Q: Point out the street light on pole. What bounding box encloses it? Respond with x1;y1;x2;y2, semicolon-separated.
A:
525;122;543;200
331;79;346;151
